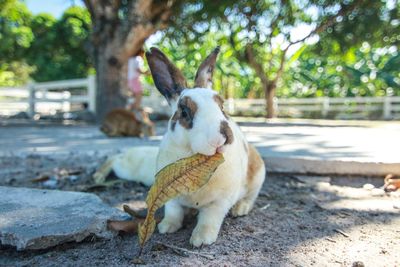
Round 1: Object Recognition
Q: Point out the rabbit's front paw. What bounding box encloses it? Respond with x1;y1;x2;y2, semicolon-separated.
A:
231;200;253;217
190;224;218;247
158;218;182;234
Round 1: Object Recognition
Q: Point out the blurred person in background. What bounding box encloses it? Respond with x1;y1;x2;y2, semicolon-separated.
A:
127;48;149;110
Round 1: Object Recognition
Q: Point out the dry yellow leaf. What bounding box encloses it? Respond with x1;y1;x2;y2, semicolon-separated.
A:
138;153;224;250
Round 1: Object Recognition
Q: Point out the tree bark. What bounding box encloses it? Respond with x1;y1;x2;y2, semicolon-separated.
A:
84;0;175;121
244;44;278;118
265;83;276;119
94;42;127;120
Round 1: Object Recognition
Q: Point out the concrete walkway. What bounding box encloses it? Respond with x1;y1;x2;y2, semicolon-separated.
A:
0;118;399;175
240;118;400;175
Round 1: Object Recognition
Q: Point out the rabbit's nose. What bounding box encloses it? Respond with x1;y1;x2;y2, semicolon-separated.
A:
216;145;226;153
208;136;226;148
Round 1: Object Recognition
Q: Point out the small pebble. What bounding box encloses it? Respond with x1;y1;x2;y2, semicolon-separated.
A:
352;261;365;267
363;183;375;190
43;179;58;188
131;258;145;265
68;175;79;182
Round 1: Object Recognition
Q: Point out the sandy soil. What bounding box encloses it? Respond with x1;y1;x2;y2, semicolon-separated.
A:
0;154;399;266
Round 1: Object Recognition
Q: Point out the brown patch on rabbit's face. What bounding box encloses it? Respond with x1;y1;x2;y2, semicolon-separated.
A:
170;96;198;131
213;95;228;119
247;144;264;183
220;121;233;145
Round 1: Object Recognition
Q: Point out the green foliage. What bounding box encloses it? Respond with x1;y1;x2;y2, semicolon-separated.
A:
317;1;399;50
26;6;92;82
282;0;400;98
150;29;260;98
159;0;399;99
0;0;398;100
0;1;92;85
0;61;35;86
0;0;33;61
285;42;400;98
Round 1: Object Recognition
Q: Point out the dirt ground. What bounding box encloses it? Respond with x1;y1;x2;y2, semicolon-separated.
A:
0;154;399;266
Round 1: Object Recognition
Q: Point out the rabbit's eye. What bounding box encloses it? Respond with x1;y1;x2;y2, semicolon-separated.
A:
181;108;189;119
174;96;197;130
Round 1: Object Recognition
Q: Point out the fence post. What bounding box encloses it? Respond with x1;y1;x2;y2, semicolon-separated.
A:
383;96;391;120
227;98;235;115
322;97;330;118
62;91;71;112
28;83;35;118
87;75;96;114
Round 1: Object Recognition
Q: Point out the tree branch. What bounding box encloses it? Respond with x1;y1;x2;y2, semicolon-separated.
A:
83;0;95;17
245;44;270;87
122;0;175;58
273;46;289;84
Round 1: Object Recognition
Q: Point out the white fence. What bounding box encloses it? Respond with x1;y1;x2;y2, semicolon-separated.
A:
1;76;400;120
0;75;95;117
228;96;400;120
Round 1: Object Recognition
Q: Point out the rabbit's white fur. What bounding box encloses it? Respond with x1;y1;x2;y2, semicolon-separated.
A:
93;146;158;186
113;146;158;186
146;47;266;247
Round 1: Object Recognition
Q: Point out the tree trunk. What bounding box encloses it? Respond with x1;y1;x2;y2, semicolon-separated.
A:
264;83;276;118
243;44;277;118
94;42;127;121
84;0;174;121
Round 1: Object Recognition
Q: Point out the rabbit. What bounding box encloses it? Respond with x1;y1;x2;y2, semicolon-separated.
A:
100;108;154;137
146;47;266;247
93;146;158;186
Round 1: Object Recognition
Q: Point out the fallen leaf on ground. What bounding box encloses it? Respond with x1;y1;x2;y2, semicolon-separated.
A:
138;153;224;252
82;180;123;191
123;204;145;218
93;159;113;184
107;205;163;234
54;168;82;177
30;174;50;183
108;219;144;233
131;257;146;265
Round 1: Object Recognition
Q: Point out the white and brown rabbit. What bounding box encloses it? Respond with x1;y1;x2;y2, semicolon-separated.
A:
146;47;266;247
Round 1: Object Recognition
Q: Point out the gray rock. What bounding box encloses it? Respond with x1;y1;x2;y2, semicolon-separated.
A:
363;183;375;190
0;186;127;250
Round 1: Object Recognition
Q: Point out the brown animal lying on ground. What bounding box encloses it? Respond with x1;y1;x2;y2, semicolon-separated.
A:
384;174;400;192
100;108;155;137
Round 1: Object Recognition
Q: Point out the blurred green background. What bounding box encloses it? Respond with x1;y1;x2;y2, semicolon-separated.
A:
0;0;398;99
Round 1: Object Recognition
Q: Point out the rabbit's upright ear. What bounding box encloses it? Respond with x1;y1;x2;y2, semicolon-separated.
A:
146;47;187;103
194;47;220;89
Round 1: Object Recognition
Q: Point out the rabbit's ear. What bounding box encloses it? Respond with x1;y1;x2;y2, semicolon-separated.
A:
146;47;187;103
194;47;220;89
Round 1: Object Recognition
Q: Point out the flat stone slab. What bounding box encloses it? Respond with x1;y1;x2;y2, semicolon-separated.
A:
0;186;127;250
